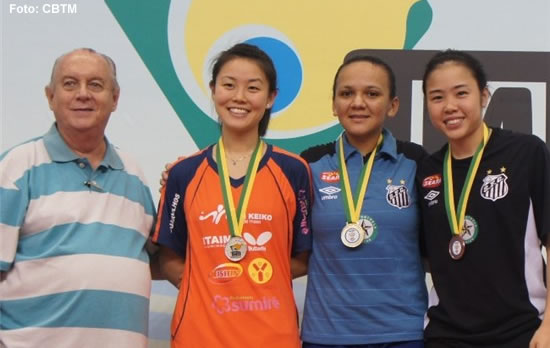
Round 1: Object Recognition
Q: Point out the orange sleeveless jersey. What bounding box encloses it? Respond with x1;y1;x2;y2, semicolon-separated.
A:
153;144;312;348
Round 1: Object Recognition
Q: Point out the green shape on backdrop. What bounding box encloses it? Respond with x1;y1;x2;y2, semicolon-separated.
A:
404;0;433;49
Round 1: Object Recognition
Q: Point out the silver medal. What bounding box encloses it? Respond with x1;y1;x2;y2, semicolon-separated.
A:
225;236;247;262
341;223;366;248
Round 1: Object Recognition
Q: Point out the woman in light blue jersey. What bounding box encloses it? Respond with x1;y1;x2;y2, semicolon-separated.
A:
298;54;427;348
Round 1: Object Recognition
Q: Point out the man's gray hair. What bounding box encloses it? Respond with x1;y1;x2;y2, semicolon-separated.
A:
48;48;119;90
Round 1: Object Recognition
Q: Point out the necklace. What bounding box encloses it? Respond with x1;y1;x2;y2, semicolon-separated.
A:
227;153;251;166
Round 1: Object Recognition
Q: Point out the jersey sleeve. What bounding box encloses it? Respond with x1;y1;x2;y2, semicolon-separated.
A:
398;140;429;257
529;137;550;244
0;149;30;271
416;157;429;259
152;161;189;259
290;159;313;255
396;140;429;167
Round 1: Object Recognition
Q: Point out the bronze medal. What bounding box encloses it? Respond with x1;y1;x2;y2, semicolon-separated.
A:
448;235;465;260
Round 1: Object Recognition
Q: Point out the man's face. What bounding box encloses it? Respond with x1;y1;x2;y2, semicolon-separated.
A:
45;50;119;137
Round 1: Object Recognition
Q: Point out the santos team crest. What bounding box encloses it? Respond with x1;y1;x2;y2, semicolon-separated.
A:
386;183;411;209
480;173;509;202
105;0;433;152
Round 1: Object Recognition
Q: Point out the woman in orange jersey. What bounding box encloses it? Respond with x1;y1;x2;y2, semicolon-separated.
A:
153;43;312;348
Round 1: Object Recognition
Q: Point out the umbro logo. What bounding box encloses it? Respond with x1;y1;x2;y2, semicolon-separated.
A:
424;190;439;201
319;186;340;195
319;186;340;201
424;190;439;207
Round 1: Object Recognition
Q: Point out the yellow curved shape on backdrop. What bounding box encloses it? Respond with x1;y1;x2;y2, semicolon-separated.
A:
185;0;417;132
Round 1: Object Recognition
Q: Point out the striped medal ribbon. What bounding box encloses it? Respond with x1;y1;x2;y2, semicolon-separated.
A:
337;134;383;248
216;138;264;262
444;123;491;260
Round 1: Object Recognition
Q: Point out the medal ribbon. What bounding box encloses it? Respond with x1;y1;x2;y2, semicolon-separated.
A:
444;123;490;236
337;134;383;223
216;138;263;237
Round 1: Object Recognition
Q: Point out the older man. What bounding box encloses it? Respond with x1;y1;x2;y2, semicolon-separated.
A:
0;48;155;347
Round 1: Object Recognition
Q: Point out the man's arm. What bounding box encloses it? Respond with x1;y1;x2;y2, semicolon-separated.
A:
146;238;163;280
158;246;186;289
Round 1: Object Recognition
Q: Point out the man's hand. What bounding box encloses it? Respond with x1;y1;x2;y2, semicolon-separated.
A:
159;157;184;192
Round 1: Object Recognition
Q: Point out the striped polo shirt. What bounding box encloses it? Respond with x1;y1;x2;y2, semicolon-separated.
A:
0;124;155;348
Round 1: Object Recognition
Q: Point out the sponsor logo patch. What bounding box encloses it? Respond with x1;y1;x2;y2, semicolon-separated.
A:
424;190;440;201
321;171;340;183
246;212;273;225
211;295;280;315
424;190;439;207
208;263;243;284
243;231;272;252
422;174;442;189
319;185;340;200
248;257;273;284
199;204;226;224
319;186;340;195
203;234;231;248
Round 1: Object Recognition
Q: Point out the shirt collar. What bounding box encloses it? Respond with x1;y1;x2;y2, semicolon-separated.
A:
340;128;398;161
43;123;124;170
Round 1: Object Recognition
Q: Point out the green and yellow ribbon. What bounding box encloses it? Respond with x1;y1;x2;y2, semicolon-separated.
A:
337;134;383;223
216;138;263;237
444;123;491;236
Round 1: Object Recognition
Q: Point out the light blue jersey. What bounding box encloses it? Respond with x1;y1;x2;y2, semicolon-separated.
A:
301;129;427;345
0;124;155;348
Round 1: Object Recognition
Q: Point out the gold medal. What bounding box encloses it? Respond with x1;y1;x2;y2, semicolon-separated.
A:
341;223;366;248
448;235;465;260
225;236;248;262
